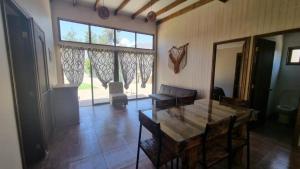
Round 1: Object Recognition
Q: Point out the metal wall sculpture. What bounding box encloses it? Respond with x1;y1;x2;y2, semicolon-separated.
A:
168;43;189;74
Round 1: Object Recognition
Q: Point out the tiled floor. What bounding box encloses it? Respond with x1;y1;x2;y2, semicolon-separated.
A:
31;99;300;169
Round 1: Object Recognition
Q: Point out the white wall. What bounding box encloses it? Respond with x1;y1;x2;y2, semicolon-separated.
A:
215;46;243;97
0;0;56;168
157;0;300;98
273;32;300;109
50;0;156;83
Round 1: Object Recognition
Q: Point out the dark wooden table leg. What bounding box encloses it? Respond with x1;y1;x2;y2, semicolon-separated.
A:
181;147;198;169
234;125;246;166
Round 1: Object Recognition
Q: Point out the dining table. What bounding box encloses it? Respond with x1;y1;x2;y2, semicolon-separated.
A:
141;99;257;169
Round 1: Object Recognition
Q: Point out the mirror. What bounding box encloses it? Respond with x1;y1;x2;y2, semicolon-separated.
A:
211;38;251;101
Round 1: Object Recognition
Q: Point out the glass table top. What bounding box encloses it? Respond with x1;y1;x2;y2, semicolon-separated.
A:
141;99;252;143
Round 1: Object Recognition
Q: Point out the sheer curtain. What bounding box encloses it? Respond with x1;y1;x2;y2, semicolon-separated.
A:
118;51;137;89
88;48;114;89
60;45;85;86
138;53;154;88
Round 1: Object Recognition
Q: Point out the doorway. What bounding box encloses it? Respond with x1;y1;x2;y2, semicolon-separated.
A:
1;0;52;167
250;31;300;148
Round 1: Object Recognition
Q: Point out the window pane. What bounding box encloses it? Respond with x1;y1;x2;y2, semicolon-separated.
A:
136;33;153;49
291;49;300;63
59;20;89;43
91;26;114;45
116;30;135;48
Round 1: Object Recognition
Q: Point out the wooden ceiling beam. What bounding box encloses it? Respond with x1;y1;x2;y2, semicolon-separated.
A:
157;0;214;25
156;0;187;16
114;0;130;15
131;0;159;19
145;0;186;22
94;0;100;11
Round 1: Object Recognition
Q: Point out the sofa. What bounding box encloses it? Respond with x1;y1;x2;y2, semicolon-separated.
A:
149;84;197;109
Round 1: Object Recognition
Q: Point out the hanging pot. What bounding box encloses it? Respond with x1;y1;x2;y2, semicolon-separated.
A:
98;6;110;19
147;11;156;22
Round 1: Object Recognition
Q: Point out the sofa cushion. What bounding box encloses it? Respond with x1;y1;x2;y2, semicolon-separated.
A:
159;84;197;98
149;94;175;101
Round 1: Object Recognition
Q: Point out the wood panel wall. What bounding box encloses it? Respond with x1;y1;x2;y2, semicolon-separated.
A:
157;0;300;98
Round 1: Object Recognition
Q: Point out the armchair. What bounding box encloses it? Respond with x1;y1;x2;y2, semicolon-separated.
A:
109;82;128;106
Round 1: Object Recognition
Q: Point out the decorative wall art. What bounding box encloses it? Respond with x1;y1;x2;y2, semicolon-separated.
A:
168;43;189;74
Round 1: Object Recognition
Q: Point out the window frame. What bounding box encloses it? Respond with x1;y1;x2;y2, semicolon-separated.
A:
58;18;155;50
90;25;115;46
136;33;154;50
287;46;300;65
115;29;136;48
58;19;90;44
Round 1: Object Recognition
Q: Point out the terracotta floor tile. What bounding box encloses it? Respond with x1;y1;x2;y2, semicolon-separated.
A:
30;99;300;169
103;146;136;169
69;154;107;169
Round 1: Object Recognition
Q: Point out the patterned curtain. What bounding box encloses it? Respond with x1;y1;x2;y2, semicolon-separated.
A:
118;51;137;89
138;53;154;88
88;48;114;89
60;45;85;86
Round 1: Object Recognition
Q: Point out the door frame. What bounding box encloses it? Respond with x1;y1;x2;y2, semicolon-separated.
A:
210;36;251;100
249;28;300;104
0;0;32;169
233;52;243;98
250;28;300;150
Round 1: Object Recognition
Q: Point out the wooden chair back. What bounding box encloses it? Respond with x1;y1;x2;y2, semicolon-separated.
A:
220;96;250;108
138;111;161;138
201;116;236;167
204;116;235;141
235;112;252;127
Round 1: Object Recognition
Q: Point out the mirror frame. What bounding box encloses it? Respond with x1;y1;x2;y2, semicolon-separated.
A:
210;37;252;101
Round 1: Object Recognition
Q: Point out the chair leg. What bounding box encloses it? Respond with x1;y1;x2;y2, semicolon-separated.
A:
228;157;232;169
247;127;250;169
228;150;233;169
136;146;140;169
136;124;142;169
171;160;173;169
247;143;250;169
176;157;179;169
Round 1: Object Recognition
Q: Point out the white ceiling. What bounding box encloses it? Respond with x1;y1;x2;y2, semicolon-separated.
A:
60;0;201;20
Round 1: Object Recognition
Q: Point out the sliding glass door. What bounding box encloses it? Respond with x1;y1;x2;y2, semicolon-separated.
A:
77;52;93;106
59;19;155;106
91;67;111;104
118;52;154;100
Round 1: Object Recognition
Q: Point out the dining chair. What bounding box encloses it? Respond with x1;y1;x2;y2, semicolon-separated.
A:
198;116;236;169
219;96;250;108
231;112;252;169
136;111;178;169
